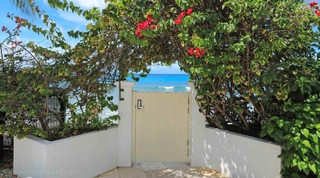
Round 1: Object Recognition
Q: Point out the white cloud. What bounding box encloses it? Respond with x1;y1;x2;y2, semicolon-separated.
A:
58;10;89;24
68;0;107;9
41;0;105;25
56;1;107;26
149;62;186;74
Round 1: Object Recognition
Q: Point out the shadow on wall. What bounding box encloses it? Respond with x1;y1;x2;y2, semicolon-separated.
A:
203;128;282;178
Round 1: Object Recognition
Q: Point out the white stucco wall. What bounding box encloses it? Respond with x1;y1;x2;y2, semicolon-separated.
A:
203;128;282;178
116;81;135;167
189;82;206;166
14;136;48;177
189;83;282;178
14;128;118;178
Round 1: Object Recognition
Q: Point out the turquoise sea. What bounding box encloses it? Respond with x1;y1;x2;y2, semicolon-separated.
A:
105;74;190;117
109;74;189;105
128;74;190;92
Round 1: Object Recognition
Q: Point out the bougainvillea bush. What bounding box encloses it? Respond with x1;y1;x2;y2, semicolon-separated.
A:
49;0;320;176
0;6;120;140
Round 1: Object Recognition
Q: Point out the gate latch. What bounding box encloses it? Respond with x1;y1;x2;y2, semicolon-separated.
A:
137;99;143;109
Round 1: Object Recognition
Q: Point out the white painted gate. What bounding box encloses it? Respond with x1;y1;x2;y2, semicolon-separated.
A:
133;92;190;162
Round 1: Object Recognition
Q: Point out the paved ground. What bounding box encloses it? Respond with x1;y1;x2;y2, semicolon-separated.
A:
1;162;228;178
96;162;228;178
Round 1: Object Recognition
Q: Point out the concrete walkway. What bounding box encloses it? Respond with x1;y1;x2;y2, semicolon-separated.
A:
96;162;228;178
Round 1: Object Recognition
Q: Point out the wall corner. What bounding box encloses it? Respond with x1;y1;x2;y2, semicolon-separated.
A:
188;82;206;167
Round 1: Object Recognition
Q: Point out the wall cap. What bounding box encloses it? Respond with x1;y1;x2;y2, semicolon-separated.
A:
18;127;118;145
206;126;282;146
115;81;136;88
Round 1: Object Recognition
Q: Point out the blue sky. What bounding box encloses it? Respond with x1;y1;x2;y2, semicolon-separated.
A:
0;0;186;74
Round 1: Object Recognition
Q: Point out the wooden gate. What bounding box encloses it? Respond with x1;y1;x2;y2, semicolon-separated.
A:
133;92;190;162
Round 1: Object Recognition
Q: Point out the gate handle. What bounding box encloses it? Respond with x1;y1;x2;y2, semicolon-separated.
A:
137;99;143;109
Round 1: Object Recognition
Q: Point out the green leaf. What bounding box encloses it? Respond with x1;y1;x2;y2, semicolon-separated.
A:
227;24;236;33
260;129;267;137
275;130;283;140
302;140;311;148
309;163;317;174
283;157;292;167
178;33;190;41
301;129;310;138
277;119;284;128
292;158;298;167
311;134;319;144
301;147;308;154
312;144;319;155
267;127;274;135
303;167;310;175
298;161;308;171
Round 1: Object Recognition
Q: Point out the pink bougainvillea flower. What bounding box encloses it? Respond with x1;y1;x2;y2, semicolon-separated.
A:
137;21;150;30
147;15;154;23
187;8;193;16
147;13;154;23
199;49;206;58
188;47;206;58
174;19;182;25
1;26;5;32
195;48;202;58
175;8;193;25
135;13;158;37
188;48;195;55
174;15;184;25
180;11;187;17
316;9;320;16
310;2;318;8
135;29;142;38
148;18;154;23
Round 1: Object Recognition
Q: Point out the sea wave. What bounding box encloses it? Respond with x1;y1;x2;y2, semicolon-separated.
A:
134;85;190;92
159;86;174;90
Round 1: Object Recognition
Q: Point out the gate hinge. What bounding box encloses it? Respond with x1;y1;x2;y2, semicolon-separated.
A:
187;140;189;156
188;97;190;113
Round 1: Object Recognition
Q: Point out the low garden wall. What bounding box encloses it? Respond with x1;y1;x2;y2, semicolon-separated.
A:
14;128;118;178
189;83;282;178
202;128;281;177
13;81;135;178
13;81;283;178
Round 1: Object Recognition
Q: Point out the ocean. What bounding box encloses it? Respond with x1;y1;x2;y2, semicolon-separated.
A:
67;74;190;120
127;74;190;92
102;74;190;118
